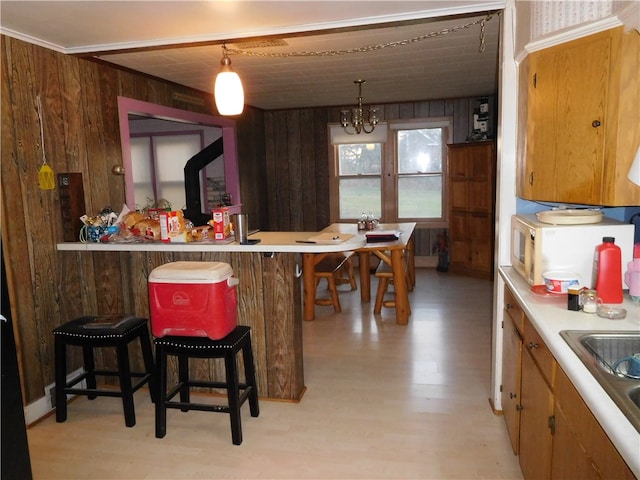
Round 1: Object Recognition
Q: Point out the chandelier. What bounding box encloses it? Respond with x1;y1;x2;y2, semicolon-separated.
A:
340;80;379;135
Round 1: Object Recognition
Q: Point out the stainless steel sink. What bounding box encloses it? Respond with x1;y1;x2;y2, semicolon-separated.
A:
560;330;640;432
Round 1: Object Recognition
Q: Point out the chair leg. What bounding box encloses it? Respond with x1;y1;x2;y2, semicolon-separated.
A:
155;345;167;439
54;337;68;423
116;343;136;427
327;276;341;313
225;350;243;445
82;345;97;399
241;340;260;418
374;277;389;314
138;329;157;403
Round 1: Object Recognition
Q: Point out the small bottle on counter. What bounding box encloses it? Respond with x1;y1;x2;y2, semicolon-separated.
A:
593;237;623;304
567;286;582;311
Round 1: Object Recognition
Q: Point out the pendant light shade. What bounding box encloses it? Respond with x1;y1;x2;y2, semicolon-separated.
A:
214;46;244;116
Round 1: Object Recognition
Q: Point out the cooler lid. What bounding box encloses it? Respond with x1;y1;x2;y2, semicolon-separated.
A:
149;261;233;284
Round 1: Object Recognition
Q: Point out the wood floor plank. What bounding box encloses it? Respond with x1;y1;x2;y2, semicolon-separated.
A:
26;269;522;479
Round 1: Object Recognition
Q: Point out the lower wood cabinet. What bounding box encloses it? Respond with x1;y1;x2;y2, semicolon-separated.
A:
552;367;635;480
519;348;554;479
501;285;634;480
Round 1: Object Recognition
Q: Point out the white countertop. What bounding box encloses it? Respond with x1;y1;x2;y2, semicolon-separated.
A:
500;266;640;477
57;231;367;253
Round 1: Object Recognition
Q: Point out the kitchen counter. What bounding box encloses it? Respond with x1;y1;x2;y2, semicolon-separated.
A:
500;266;640;477
56;231;366;253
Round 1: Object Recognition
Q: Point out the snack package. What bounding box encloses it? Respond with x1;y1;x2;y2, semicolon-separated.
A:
159;211;185;242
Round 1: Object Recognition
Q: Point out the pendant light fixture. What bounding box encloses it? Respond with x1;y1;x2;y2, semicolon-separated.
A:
214;44;244;116
340;79;379;135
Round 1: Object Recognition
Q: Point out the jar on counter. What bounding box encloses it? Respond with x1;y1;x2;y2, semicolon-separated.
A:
580;289;599;314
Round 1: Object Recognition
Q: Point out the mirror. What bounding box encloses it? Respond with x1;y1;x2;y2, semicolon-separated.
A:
117;96;241;218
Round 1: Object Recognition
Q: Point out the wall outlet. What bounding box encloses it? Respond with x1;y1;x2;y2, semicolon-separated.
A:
44;367;85;410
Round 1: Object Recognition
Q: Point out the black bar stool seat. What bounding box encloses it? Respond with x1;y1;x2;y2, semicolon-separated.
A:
53;315;156;427
154;325;259;445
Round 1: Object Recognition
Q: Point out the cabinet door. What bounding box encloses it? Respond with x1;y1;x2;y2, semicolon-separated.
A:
523;31;610;204
468;212;492;274
519;350;554;480
449;147;470;210
550;402;599;480
553;368;635;480
502;314;522;455
448;210;469;267
467;144;494;213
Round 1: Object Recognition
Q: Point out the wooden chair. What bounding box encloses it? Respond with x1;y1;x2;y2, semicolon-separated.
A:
373;259;412;315
313;253;355;313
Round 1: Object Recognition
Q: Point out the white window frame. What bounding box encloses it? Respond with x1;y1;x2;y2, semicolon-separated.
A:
329;117;452;228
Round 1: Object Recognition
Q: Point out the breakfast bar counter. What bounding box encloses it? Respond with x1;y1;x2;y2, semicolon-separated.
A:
57;232;366;402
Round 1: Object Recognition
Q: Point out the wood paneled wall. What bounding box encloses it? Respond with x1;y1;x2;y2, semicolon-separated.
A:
263;97;498;257
1;33;496;407
0;36;266;404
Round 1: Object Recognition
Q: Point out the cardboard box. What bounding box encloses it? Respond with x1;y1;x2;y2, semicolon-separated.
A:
211;207;231;240
159;210;186;242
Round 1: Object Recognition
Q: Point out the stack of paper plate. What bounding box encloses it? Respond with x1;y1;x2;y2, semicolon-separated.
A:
536;209;603;225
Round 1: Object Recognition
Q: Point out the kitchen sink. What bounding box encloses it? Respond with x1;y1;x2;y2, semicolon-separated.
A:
560;330;640;432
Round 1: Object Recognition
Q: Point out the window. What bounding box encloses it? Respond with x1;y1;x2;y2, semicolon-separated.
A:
330;119;451;225
130;133;203;210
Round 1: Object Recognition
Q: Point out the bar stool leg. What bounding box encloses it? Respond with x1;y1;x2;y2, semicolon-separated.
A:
155;345;167;439
225;350;242;445
242;340;260;418
138;328;157;404
82;345;97;399
116;342;136;427
178;355;190;411
55;336;68;422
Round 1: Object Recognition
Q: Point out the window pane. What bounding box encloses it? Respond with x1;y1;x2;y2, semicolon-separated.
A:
338;144;381;175
398;175;442;219
397;129;443;174
339;178;381;219
154;134;201;209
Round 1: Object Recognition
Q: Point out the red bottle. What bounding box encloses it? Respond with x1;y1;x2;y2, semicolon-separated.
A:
593;237;623;303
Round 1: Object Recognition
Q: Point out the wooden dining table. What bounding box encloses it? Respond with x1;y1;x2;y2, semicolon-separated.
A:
302;222;416;325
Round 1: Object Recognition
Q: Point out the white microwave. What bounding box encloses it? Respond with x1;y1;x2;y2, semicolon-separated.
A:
510;214;635;287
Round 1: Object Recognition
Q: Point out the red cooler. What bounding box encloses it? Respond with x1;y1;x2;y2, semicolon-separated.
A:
148;261;239;340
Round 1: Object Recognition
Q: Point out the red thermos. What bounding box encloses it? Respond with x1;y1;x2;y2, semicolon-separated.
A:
593;237;623;303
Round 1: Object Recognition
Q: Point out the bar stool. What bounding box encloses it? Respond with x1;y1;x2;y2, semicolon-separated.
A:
53;315;156;427
154;325;259;445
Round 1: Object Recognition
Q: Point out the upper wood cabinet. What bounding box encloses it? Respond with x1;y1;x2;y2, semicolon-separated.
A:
519;26;640;206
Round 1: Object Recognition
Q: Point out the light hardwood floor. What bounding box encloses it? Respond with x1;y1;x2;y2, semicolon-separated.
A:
27;268;523;479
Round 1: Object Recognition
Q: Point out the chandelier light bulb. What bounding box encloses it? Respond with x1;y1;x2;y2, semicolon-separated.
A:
214;45;244;116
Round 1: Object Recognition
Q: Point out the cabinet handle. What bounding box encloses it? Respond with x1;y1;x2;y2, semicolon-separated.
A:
528;341;539;350
516;404;523;411
592;120;601;128
506;303;513;310
509;392;517;399
529;172;534;186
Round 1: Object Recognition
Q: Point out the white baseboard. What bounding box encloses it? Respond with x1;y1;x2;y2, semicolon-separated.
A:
24;367;85;425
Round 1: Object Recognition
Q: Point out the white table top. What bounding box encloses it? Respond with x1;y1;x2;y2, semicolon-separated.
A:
500;266;640;477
